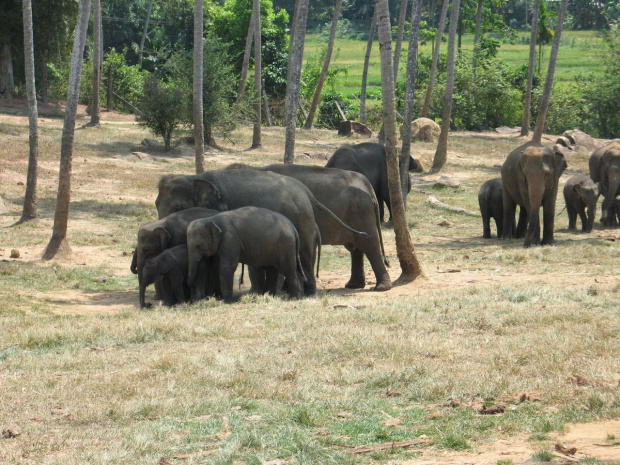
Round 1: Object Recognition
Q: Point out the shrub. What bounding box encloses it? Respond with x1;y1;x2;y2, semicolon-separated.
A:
316;90;359;129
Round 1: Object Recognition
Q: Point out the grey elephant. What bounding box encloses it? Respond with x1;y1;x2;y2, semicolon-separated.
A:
187;207;306;303
589;141;620;227
563;174;601;233
478;178;527;239
140;245;196;307
325;142;421;223
501;142;567;247
156;169;367;296
132;207;218;308
226;163;391;291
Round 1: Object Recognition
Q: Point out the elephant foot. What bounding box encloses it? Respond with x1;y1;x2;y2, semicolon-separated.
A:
373;280;392;292
345;279;365;289
303;282;317;296
482;234;491;239
541;238;557;246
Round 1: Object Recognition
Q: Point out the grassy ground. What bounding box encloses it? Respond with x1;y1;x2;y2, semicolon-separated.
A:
1;110;620;464
304;30;606;98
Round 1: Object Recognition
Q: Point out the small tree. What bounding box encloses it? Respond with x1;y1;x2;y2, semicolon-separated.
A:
138;75;184;151
360;11;377;125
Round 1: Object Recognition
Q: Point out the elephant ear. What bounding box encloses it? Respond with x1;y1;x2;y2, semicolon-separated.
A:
554;151;568;176
206;222;223;255
194;179;225;209
154;227;171;250
157;256;173;275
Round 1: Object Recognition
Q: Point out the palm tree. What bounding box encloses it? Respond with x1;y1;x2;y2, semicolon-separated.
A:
304;0;342;130
432;0;461;172
193;0;205;173
521;0;541;137
359;11;377;125
392;0;408;83
19;0;38;223
532;0;568;143
375;0;424;283
237;10;255;102
88;0;102;126
42;0;91;260
138;0;154;67
472;0;483;70
283;0;309;164
421;0;449;117
251;0;262;148
537;0;553;74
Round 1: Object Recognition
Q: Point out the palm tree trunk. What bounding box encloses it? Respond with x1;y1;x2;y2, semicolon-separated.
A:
421;0;449;117
392;0;408;83
532;0;567;143
138;0;154;67
304;0;342;129
375;0;424;283
401;0;423;161
251;0;262;148
193;0;205;173
237;9;255;102
89;0;102;126
0;22;15;100
472;0;483;70
521;0;541;136
359;11;377;125
432;0;461;172
42;0;91;260
283;0;309;164
20;0;38;222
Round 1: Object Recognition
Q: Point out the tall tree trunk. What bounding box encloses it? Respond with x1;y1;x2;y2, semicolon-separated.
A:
521;0;541;136
20;0;38;222
401;0;422;161
359;11;377;125
193;0;205;173
375;0;424;283
421;0;449;117
251;0;262;148
237;10;255;102
42;49;49;103
0;22;14;99
392;0;408;83
472;0;483;70
89;0;102;126
42;0;91;260
532;0;567;143
431;0;461;172
457;15;462;50
283;0;309;164
304;0;342;129
138;0;154;67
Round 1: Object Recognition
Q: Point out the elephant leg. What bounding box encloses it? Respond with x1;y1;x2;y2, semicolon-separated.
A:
577;206;588;232
154;280;164;301
502;191;517;239
265;267;279;296
248;266;267;294
378;197;386;223
167;268;187;304
218;259;237;304
482;211;491;239
495;214;504;239
161;278;175;307
365;246;391;292
515;207;528;238
541;190;558;246
299;234;317;297
566;204;577;230
346;248;366;289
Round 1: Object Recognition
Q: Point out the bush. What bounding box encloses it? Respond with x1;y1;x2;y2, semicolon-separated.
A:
316;90;359;129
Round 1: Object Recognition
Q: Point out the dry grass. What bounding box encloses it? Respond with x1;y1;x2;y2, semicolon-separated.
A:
1;110;620;464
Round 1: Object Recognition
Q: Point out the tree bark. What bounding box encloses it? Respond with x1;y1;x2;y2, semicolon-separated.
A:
375;0;424;283
283;0;309;164
139;0;154;67
262;79;272;126
421;0;449;117
193;0;205;173
237;9;255;102
42;0;91;260
392;0;408;83
251;0;262;148
304;0;342;129
521;0;541;136
532;0;567;143
42;49;49;103
106;63;113;111
472;0;483;70
432;0;461;172
88;0;102;126
359;11;377;125
0;22;14;99
20;0;38;222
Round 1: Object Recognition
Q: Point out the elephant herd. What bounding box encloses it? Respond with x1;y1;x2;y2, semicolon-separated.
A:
479;140;620;247
131;143;422;308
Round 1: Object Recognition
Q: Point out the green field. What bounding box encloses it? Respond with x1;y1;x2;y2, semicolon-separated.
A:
304;30;606;98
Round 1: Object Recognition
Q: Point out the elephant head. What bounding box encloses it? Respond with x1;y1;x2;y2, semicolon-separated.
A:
136;225;171;308
574;181;602;233
193;179;230;212
600;146;620;226
187;221;222;288
155;175;195;219
139;255;173;309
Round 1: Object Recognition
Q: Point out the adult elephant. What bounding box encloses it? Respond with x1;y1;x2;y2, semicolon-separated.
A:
589;141;620;227
325;142;421;222
156;169;367;296
501;142;567;247
227;163;391;291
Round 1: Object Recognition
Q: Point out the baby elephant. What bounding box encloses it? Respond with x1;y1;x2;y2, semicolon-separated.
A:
478;178;505;238
141;245;192;307
563;174;601;233
187;207;306;303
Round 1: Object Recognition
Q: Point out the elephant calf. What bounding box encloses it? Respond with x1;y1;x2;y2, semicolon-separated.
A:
478;178;527;239
141;245;192;308
563;174;601;233
187;207;306;303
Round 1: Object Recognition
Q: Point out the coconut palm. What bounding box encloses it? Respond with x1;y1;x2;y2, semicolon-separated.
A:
421;0;449;117
193;0;205;173
359;11;377;125
88;0;102;126
521;0;541;136
251;0;262;148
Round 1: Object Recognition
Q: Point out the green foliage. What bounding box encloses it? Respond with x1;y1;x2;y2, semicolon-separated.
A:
301;46;348;102
316;90;359;129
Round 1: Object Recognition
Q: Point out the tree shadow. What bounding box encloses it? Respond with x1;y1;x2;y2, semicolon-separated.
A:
83;141;137;158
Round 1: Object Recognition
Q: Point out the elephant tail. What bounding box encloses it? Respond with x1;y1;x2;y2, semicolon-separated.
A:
556;204;566;217
314;227;321;279
372;191;390;268
239;263;244;288
294;226;307;283
311;199;369;238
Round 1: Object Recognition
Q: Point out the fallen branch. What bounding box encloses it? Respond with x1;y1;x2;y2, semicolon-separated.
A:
345;438;432;455
426;195;479;217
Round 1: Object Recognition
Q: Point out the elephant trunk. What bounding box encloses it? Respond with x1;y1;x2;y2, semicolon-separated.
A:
187;255;200;288
524;183;544;247
601;168;620;226
586;199;597;233
130;249;138;274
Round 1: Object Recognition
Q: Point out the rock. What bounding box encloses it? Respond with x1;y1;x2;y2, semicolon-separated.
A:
412;151;434;173
404;117;441;143
432;176;460;189
495;126;521;134
338;121;372;137
174;144;195;158
10;249;20;259
0;196;8;215
141;138;164;148
555;135;573;149
437;219;453;227
562;129;607;153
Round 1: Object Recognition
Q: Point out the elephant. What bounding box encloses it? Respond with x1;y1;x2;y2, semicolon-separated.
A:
501;142;567;247
325;142;421;223
589;141;620;227
226;163;391;291
478;178;528;239
156;169;367;296
132;207;219;308
187;207;306;303
562;174;601;233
